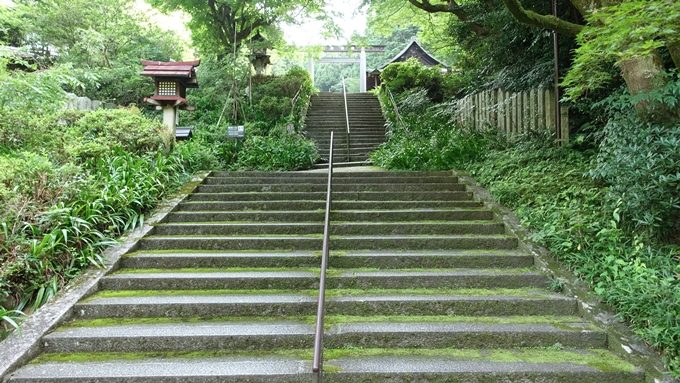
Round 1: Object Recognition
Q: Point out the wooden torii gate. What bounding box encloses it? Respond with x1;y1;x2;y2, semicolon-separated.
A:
308;45;385;92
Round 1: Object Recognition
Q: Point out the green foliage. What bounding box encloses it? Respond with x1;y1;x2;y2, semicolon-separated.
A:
563;0;680;99
465;140;679;376
62;108;170;161
174;140;221;172
232;134;319;171
0;63;78;114
7;0;182;104
589;91;680;237
149;0;324;56
0;150;188;316
376;80;680;374
182;63;318;171
381;59;458;101
247;66;315;132
372;88;496;169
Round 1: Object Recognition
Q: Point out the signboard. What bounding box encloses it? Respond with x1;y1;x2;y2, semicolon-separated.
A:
227;125;245;139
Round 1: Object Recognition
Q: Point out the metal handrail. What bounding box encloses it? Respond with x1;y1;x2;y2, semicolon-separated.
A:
341;78;350;162
312;131;334;383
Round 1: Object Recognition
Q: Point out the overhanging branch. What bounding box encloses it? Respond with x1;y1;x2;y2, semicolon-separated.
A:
501;0;584;36
407;0;490;36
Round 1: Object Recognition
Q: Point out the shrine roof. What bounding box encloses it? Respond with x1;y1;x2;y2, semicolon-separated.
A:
141;60;200;78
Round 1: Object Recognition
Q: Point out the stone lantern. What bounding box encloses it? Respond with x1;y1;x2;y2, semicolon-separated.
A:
141;60;200;138
249;31;272;76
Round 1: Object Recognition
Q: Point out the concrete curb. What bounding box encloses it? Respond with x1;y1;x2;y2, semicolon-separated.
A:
455;170;677;383
0;171;210;381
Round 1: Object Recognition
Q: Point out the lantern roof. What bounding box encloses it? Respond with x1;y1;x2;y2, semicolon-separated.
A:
141;60;201;79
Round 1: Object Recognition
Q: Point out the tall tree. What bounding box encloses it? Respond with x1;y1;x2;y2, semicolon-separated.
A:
149;0;327;57
379;0;680;99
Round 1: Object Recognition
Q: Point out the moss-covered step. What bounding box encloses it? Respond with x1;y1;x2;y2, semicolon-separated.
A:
120;251;322;269
74;291;577;319
119;249;534;270
40;321;605;354
186;191;474;202
7;356;312;383
150;221;505;236
177;200;483;211
100;270;319;290
100;268;546;290
195;183;466;193
135;234;517;251
202;175;459;185
42;322;315;353
324;352;643;383
164;209;493;223
209;171;454;177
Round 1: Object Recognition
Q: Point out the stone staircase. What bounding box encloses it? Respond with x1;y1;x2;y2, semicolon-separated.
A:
5;171;644;382
305;92;386;163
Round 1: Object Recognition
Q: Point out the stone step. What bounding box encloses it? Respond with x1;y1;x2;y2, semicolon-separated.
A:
317;147;379;153
325;355;643;383
152;221;506;236
41;321;605;354
120;250;534;269
312;141;384;146
101;268;545;290
136;234;518;251
7;357;312;383
209;171;454;178
74;292;577;319
202;175;459;185
178;200;482;211
7;353;642;383
164;208;494;222
195;183;466;193
177;200;481;211
186;191;474;202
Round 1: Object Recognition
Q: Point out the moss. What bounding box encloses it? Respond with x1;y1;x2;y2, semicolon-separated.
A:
32;349;313;364
88;287;553;300
322;348;637;373
87;289;319;299
325;288;553;298
112;267;320;274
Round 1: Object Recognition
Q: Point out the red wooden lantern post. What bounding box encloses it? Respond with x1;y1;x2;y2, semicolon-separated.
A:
141;60;201;139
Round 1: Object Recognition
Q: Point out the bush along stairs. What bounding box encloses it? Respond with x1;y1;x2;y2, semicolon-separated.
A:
5;170;645;382
305;92;386;165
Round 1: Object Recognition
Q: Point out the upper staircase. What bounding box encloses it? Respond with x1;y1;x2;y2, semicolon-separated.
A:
305;92;386;164
3;170;644;382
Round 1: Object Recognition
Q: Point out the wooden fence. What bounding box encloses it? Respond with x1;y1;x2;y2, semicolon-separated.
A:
455;88;569;143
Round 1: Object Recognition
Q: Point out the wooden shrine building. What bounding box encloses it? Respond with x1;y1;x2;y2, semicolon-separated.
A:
367;40;449;91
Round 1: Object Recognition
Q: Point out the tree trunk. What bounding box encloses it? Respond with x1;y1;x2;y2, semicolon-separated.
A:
619;53;667;116
619;53;664;96
668;42;680;70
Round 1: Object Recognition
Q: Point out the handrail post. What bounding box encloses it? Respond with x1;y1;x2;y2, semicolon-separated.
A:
312;131;333;383
342;78;350;162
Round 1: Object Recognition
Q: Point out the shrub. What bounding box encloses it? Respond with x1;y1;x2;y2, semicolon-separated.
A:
232;134;319;171
0;150;187;313
62;107;170;161
0;152;81;224
174;140;220;173
466;140;680;376
590;111;680;237
381;58;452;101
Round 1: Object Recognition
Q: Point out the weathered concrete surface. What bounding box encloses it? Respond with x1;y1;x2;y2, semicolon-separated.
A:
9;357;311;382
